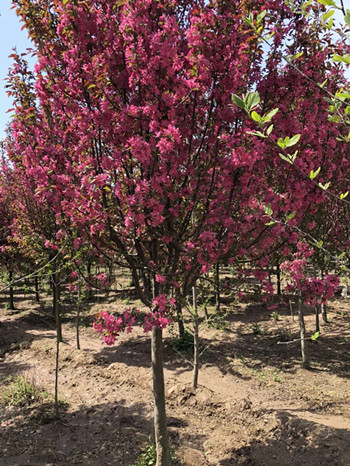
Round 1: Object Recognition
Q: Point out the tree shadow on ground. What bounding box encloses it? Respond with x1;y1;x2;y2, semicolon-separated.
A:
0;397;187;465
219;410;350;466
200;301;350;382
0;308;56;357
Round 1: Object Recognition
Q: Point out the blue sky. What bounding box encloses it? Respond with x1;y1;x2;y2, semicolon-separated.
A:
0;0;34;141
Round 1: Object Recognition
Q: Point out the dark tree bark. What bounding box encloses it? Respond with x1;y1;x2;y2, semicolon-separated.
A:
151;326;170;466
298;291;310;369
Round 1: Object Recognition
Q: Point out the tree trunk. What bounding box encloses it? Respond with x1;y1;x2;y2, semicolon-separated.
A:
176;301;185;337
35;276;40;302
215;263;220;314
276;261;281;295
192;285;199;389
321;303;328;324
151;326;170;466
315;305;320;333
54;324;60;419
204;304;209;322
8;268;15;311
298;291;310;369
76;283;81;350
52;273;63;343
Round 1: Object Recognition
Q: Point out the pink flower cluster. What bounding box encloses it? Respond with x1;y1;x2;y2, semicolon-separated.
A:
93;309;137;345
93;295;176;345
281;259;339;306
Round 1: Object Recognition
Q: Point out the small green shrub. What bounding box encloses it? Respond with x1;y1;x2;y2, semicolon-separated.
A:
1;376;46;407
251;323;262;335
135;442;156;466
172;332;194;352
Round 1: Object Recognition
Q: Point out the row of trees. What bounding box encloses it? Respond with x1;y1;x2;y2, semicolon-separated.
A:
1;0;350;464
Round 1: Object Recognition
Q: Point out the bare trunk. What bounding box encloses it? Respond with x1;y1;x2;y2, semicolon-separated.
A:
151;326;170;466
192;285;199;389
276;261;281;295
52;273;63;343
54;325;60;419
76;283;81;350
176;301;185;337
289;299;294;321
35;276;40;302
315;305;320;333
215;263;220;314
204;304;209;322
298;291;310;369
8;268;15;311
321;303;328;324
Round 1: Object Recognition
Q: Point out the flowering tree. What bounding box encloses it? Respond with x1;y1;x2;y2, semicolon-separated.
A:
6;0;350;463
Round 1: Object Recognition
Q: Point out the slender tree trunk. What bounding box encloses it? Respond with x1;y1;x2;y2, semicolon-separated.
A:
76;283;81;350
289;299;294;321
320;270;328;323
52;273;63;342
215;263;220;314
192;285;199;390
54;323;60;419
298;291;310;369
35;276;40;302
204;303;209;322
87;261;93;298
151;326;170;466
315;305;320;333
176;301;185;337
276;261;281;295
8;268;15;311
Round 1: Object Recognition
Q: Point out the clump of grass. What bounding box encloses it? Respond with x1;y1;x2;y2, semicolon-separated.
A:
1;375;47;407
135;442;156;466
172;331;194;352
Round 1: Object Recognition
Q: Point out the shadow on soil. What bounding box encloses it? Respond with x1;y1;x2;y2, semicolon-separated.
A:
0;399;155;465
220;410;350;466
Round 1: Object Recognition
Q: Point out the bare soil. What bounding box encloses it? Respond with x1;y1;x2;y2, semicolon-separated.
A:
1;291;350;465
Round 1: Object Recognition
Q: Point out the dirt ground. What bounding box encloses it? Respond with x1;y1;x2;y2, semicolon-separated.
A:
1;290;350;465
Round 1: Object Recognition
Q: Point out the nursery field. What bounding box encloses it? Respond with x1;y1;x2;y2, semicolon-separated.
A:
1;284;350;466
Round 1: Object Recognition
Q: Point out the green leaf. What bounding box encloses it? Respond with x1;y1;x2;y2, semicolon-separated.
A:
335;92;350;100
232;94;245;110
291;52;304;61
286;212;296;222
316;0;336;5
87;84;96;89
311;331;320;341
265;221;276;226
279;153;293;164
257;10;267;22
266;124;274;136
333;54;350;65
247;130;267;138
345;14;350;26
264;204;273;216
63;0;69;4
251;111;261;122
291;150;298;163
338;252;346;259
319;182;330;190
321;9;335;22
262;108;279;124
285;134;301;147
277;138;286;149
310;167;321;180
245;92;260;111
340;191;349;200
